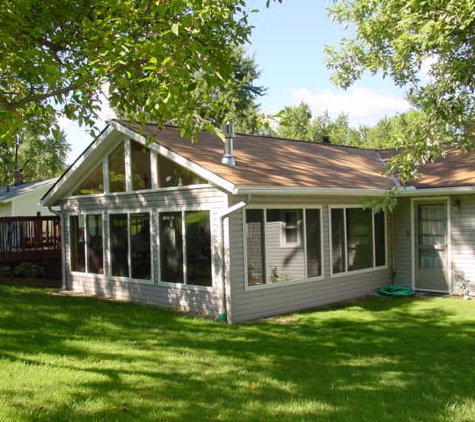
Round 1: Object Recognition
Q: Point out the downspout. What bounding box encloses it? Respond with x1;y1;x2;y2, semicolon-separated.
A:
218;200;248;323
48;206;67;291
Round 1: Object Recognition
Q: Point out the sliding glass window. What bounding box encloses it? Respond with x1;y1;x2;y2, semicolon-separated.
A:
110;212;152;280
159;210;211;286
245;208;323;287
331;207;386;275
70;215;86;272
70;214;103;274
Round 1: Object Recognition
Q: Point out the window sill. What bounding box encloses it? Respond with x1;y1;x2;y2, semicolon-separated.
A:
109;276;154;285
245;276;324;291
157;281;213;292
70;271;106;278
329;265;388;279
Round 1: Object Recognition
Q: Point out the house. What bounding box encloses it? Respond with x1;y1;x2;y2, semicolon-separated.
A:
41;120;475;322
0;174;58;217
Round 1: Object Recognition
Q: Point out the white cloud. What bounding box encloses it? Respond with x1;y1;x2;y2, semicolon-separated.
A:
288;86;411;126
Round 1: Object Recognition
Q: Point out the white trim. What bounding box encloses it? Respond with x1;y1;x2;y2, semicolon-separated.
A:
328;205;388;278
401;186;475;196
124;139;132;192
416;288;450;294
243;205;324;290
103;157;110;194
410;196;451;292
234;186;387;196
151;151;159;189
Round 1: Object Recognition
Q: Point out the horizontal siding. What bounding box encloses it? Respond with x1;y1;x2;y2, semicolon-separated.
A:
392;198;412;287
229;196;393;323
451;194;475;291
68;275;221;315
62;186;227;316
232;270;391;322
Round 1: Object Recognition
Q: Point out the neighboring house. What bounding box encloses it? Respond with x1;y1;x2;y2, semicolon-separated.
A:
41;120;475;323
0;177;58;217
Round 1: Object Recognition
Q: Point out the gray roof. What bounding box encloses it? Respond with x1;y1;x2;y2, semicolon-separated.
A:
0;178;58;204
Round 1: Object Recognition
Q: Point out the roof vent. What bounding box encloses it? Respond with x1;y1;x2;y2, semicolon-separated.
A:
322;135;331;144
221;122;236;166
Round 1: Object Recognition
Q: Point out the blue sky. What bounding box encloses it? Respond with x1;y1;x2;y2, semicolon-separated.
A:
61;0;411;163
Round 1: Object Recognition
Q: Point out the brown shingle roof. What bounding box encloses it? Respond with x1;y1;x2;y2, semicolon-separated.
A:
118;120;395;190
411;148;475;189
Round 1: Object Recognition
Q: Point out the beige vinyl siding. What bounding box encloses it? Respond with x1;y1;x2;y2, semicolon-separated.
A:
0;203;12;216
11;187;54;216
392;197;412;287
450;194;475;291
62;186;227;317
228;195;392;323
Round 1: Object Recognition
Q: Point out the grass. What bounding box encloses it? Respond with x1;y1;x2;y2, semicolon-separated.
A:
1;285;475;421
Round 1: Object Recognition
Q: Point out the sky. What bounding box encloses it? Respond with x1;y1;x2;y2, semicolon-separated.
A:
61;0;412;163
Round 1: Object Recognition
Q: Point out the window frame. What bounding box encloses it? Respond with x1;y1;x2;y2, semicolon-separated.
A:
69;211;105;276
108;209;154;284
329;205;387;278
279;209;302;248
243;205;324;290
157;206;214;290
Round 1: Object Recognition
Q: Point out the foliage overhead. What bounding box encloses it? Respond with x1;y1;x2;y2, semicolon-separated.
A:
0;118;70;186
0;0;281;144
325;0;475;181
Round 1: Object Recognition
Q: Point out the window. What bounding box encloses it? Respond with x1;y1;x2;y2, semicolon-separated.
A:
108;142;126;193
110;214;128;277
70;214;103;274
157;155;206;187
110;212;152;280
72;164;103;196
130;213;151;280
159;210;212;286
246;210;266;286
86;214;104;274
131;141;151;190
330;207;386;275
70;215;85;271
245;208;322;287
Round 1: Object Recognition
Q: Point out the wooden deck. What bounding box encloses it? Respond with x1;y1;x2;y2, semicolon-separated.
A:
0;216;61;263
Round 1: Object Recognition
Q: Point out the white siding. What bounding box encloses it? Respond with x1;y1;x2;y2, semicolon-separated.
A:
62;186;227;317
392;198;412;287
450;194;475;291
228;195;393;323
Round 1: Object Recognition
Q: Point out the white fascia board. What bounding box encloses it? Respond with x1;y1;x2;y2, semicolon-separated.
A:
232;186;387;196
118;123;236;194
400;186;475;196
41;124;118;206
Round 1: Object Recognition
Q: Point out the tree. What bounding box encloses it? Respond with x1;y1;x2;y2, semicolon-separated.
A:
276;103;360;145
0;0;278;145
325;0;475;181
0;123;70;186
121;46;267;134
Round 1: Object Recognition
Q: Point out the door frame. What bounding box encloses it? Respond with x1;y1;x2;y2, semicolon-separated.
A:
410;196;451;293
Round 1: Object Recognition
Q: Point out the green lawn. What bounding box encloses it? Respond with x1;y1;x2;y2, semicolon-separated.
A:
1;285;474;421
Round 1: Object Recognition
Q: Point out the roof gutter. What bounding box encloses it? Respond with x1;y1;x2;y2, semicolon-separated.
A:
233;186;388;196
399;186;475;196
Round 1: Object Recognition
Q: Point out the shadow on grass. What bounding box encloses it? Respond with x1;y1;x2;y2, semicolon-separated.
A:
0;285;474;421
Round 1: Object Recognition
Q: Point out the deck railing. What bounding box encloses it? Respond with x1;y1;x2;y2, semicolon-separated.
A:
0;216;61;262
